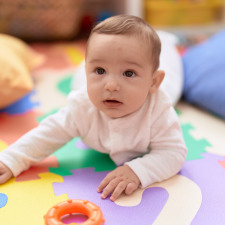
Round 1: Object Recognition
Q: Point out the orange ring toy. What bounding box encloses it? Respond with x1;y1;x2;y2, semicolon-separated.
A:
44;199;105;225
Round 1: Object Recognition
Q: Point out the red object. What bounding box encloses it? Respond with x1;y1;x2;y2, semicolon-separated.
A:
44;199;105;225
81;15;95;32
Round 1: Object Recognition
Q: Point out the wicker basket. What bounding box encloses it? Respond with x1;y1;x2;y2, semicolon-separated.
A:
0;0;85;41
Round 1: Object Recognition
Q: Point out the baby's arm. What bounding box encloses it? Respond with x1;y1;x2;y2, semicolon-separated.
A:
97;165;140;201
0;96;80;181
126;107;187;188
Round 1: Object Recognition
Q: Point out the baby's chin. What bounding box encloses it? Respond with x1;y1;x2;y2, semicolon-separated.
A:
102;109;137;119
101;111;124;119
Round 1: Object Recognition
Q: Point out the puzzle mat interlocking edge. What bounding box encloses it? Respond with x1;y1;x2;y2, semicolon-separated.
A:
0;41;225;225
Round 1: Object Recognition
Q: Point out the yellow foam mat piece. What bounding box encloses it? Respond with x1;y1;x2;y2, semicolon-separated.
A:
0;173;68;225
0;140;8;152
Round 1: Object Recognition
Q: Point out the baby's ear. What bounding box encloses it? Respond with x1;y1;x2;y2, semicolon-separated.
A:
149;70;165;93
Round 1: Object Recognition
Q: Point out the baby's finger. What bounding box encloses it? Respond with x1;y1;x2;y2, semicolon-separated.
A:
0;173;11;184
97;176;111;193
110;181;127;201
125;182;138;195
101;179;120;199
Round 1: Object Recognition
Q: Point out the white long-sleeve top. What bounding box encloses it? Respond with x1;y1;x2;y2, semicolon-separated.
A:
0;88;187;188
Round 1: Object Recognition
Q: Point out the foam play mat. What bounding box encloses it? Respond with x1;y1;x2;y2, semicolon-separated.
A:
0;40;225;225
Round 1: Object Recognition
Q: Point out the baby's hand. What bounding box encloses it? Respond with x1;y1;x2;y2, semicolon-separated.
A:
0;162;13;184
97;165;140;201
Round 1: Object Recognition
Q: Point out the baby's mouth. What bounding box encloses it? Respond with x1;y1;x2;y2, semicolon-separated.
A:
105;100;120;103
103;99;122;107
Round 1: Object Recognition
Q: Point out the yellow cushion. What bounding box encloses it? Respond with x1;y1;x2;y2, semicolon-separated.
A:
0;34;44;109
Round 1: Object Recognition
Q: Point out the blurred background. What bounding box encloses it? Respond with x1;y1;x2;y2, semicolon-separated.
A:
0;0;224;42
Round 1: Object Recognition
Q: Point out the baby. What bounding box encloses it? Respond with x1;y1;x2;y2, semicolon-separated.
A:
0;15;187;201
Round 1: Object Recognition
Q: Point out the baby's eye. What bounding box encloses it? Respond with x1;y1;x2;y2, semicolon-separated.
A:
123;70;136;77
95;67;106;75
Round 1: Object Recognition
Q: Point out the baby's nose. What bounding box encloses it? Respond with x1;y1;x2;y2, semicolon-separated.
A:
104;76;120;91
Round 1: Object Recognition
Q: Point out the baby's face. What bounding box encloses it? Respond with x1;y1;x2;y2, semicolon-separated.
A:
85;33;155;118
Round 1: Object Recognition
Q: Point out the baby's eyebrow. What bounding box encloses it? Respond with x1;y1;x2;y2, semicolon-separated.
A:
124;60;142;68
87;58;104;64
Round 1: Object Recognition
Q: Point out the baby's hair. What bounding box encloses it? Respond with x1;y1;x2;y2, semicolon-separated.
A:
87;14;161;72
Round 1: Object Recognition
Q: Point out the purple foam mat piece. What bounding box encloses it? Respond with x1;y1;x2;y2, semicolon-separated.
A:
53;168;168;225
179;153;225;225
53;152;225;225
75;139;90;150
